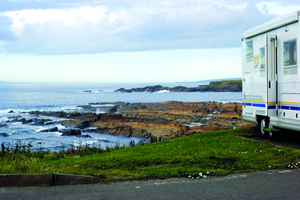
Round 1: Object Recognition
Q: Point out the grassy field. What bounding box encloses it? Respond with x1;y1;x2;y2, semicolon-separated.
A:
0;127;299;180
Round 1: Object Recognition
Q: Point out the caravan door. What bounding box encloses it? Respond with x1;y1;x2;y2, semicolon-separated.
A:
265;34;277;117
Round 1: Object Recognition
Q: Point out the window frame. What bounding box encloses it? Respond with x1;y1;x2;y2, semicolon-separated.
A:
260;47;266;77
283;39;297;67
283;38;297;75
246;40;253;63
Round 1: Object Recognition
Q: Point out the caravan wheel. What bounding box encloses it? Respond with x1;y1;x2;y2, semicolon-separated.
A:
259;118;268;138
268;125;276;140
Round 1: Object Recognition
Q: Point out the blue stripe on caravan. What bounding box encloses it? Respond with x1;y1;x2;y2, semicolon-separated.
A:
242;103;275;109
253;103;265;108
243;102;300;110
279;105;300;111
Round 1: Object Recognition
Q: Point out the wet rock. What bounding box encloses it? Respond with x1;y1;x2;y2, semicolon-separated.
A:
6;118;25;123
76;134;91;138
76;120;91;129
108;105;118;113
40;127;59;132
0;133;9;137
8;110;14;113
67;112;82;118
22;119;34;124
76;105;96;111
21;118;52;126
0;123;8;128
61;129;81;136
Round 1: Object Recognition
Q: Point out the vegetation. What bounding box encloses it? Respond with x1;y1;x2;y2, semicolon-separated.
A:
209;80;242;86
0;127;299;180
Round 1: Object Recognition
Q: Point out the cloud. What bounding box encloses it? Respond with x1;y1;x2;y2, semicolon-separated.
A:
257;1;300;15
0;0;284;54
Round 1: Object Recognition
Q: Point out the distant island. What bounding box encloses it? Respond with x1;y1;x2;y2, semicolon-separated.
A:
115;80;242;93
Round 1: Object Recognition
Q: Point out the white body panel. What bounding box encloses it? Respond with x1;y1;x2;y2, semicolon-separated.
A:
242;10;300;132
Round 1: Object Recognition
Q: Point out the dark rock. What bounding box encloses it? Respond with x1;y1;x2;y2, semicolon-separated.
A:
76;134;91;138
61;129;81;136
21;118;52;126
8;110;13;113
40;127;59;132
76;105;96;111
135;105;147;110
0;133;10;137
22;119;34;124
98;114;123;122
29;111;69;118
6;118;25;123
67;112;82;118
108;105;118;113
115;88;129;92
45;121;55;125
0;124;8;128
76;120;91;129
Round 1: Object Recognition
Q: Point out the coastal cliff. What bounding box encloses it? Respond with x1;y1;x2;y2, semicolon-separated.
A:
115;80;242;93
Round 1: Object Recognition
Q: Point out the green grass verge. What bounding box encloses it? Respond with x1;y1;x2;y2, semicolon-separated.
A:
1;127;299;179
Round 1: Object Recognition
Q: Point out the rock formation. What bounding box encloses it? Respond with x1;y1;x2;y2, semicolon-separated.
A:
30;101;254;139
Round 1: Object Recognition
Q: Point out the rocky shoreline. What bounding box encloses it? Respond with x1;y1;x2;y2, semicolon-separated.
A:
5;101;254;140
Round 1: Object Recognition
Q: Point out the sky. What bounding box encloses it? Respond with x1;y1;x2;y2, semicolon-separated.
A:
1;0;300;83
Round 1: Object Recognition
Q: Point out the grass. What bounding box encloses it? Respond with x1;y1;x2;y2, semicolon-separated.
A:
0;127;299;180
209;80;242;86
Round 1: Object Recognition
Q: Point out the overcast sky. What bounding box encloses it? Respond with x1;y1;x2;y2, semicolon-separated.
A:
1;0;300;83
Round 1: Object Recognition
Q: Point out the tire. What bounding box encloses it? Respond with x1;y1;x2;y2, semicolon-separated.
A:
268;124;276;140
259;118;269;138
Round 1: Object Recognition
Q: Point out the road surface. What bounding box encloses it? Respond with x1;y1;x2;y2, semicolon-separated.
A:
1;169;300;200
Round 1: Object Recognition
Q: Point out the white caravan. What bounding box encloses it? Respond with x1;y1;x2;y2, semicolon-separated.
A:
242;10;300;139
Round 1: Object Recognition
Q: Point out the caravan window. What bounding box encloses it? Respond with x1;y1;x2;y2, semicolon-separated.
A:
284;40;297;66
246;41;253;62
260;47;265;77
283;39;297;75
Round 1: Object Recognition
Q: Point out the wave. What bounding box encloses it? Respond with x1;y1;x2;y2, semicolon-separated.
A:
154;90;170;93
84;90;104;93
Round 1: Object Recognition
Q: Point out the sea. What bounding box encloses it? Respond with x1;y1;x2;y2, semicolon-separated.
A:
0;82;242;151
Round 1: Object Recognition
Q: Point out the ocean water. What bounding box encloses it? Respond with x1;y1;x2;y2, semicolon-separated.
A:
0;82;242;151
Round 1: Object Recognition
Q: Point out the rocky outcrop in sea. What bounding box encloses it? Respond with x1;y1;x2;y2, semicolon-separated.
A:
115;81;242;93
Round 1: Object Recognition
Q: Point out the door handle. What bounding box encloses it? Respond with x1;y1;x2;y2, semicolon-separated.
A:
269;81;271;88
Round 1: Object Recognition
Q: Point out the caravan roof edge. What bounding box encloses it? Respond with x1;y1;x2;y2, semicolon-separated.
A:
243;10;300;39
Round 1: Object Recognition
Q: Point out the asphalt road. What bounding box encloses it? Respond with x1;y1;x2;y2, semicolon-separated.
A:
1;169;300;200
